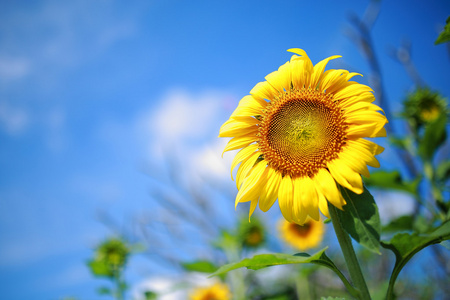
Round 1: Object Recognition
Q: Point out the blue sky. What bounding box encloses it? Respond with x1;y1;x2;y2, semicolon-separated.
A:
0;0;449;299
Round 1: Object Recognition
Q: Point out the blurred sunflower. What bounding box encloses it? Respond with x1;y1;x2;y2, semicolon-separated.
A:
238;216;266;248
189;282;231;300
219;48;387;224
278;217;325;251
402;87;448;128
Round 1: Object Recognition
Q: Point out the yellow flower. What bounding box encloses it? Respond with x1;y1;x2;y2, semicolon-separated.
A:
219;48;387;225
279;217;325;251
189;283;231;300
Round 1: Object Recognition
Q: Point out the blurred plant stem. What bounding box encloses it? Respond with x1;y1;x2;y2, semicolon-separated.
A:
423;160;447;221
223;244;246;300
329;203;371;300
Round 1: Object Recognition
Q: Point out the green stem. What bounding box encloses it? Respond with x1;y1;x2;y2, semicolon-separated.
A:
328;203;371;300
224;245;246;300
114;268;124;300
424;160;447;220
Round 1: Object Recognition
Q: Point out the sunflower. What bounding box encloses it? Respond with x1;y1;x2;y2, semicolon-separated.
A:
219;48;387;225
279;217;325;251
238;216;266;248
189;282;231;300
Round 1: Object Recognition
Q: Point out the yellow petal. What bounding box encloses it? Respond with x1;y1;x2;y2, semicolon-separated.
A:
294;177;319;223
333;83;373;101
346;122;386;139
230;144;259;180
250;81;279;101
249;198;259;220
259;168;282;212
292;177;307;225
236;161;267;205
317;191;330;218
222;136;256;154
338;150;371;178
235;151;261;189
278;176;294;222
287;48;314;88
311;55;341;89
319;69;348;92
231;104;264;118
219;116;258;137
328;159;363;194
219;125;258;138
313;169;345;209
340;92;376;108
355;138;385;155
265;61;291;92
230;95;267;118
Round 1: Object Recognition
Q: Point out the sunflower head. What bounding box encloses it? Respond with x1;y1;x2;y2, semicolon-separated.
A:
87;238;130;278
237;216;266;248
278;217;325;251
402;87;448;128
189;283;231;300
219;48;387;225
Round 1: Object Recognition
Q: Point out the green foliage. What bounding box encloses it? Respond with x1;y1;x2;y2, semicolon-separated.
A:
381;221;450;299
321;297;347;300
97;287;112;295
209;248;358;297
382;215;414;233
144;291;157;300
418;113;447;161
435;16;450;45
87;238;130;278
87;237;131;300
182;260;218;273
88;260;115;278
337;186;381;254
210;248;329;275
402;87;448;129
436;160;450;182
364;170;419;194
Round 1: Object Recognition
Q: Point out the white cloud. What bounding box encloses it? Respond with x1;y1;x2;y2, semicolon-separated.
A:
136;88;235;160
374;190;415;224
191;139;234;181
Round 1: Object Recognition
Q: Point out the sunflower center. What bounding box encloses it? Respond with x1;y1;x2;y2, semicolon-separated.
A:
289;222;312;238
258;88;346;178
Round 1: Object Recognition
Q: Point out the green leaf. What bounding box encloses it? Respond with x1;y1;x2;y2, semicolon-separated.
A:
381;221;450;299
337;186;381;254
435;16;450;45
210;248;358;297
210;248;329;275
144;291;157;300
382;215;414;233
418;113;447;161
440;240;450;250
87;260;113;278
321;297;347;300
388;136;410;151
213;230;239;250
364;170;419;194
436;160;450;182
182;260;217;273
97;287;111;295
